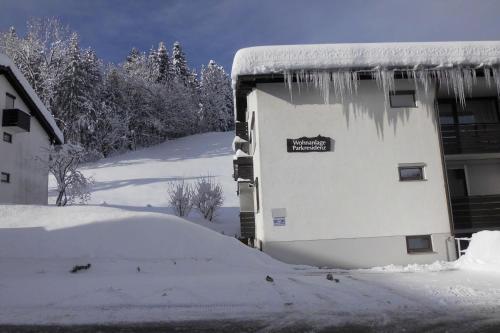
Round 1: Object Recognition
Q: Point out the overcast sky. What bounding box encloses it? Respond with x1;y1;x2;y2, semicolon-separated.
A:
1;0;500;73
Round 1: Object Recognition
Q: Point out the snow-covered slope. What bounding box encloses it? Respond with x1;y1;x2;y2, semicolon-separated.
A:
50;131;240;236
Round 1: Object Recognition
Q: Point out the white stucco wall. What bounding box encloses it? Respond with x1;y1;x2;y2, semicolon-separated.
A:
249;79;454;267
0;75;51;204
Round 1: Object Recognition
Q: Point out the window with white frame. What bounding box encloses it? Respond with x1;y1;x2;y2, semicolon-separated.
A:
399;164;425;181
406;235;433;253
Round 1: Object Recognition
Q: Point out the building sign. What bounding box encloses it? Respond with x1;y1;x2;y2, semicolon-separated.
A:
273;217;286;226
272;208;287;227
287;135;331;153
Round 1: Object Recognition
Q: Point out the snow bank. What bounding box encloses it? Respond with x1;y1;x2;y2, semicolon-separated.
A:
0;204;284;271
232;41;500;80
0;54;64;143
366;261;455;273
456;231;500;273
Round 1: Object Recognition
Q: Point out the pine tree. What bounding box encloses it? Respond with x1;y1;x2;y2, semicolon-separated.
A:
156;41;170;83
199;60;234;132
172;41;189;85
54;33;101;148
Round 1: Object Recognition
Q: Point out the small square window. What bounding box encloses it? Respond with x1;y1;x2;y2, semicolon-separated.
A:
1;172;10;183
5;93;15;109
390;91;416;108
406;235;433;253
3;132;12;143
399;165;425;181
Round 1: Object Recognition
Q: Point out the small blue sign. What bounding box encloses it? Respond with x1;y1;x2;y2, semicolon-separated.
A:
273;217;286;226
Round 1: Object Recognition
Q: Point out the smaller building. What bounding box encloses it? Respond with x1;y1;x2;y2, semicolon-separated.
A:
0;54;64;204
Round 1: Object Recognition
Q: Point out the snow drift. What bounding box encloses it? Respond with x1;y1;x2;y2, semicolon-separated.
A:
0;205;284;271
456;230;500;273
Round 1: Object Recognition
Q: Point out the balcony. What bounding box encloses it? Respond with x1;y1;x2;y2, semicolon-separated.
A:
2;108;31;133
451;194;500;234
441;123;500;155
240;211;255;239
235;121;249;141
233;156;253;181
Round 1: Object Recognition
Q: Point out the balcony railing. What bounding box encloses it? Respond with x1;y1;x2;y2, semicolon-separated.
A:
441;123;500;155
2;108;31;133
233;156;253;181
451;194;500;234
240;211;255;239
235;121;249;141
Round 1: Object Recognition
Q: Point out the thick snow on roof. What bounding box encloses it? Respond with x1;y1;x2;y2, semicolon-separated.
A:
232;41;500;81
0;54;64;143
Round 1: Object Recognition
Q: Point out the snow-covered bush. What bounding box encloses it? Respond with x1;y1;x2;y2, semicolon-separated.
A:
167;179;193;217
48;144;94;206
192;176;224;221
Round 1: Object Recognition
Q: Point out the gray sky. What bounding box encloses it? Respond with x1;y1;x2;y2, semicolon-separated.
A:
1;0;499;72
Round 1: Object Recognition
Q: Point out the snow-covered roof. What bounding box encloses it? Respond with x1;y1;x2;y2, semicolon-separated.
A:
232;41;500;81
0;54;64;144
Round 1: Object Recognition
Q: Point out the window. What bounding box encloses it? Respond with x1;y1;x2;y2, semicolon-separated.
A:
3;132;12;143
438;102;455;125
5;93;15;109
250;112;256;154
255;177;260;213
447;168;468;198
399;165;425;181
1;172;10;183
437;97;500;125
406;235;433;253
390;91;416;108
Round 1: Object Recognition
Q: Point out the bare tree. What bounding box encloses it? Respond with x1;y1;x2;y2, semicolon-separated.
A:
192;176;224;221
167;179;193;217
48;144;93;206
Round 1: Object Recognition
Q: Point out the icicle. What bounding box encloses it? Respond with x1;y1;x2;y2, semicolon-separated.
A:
284;70;293;101
484;66;492;88
416;68;431;94
461;67;475;97
491;65;500;97
282;65;496;108
450;67;467;108
372;68;395;109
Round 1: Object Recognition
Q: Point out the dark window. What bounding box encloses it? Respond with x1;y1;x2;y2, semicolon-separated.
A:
406;235;433;253
447;168;468;198
438;97;500;125
1;172;10;183
5;93;15;109
438;102;455;125
255;177;260;213
3;132;12;143
390;91;416;108
399;165;425;181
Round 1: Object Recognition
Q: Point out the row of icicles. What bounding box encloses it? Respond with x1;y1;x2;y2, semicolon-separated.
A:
283;65;500;107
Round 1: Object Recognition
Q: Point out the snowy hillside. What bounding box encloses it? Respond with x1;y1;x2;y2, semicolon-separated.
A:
49;132;240;236
0;132;500;329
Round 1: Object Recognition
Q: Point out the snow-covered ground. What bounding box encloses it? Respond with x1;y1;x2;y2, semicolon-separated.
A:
51;132;241;237
0;132;499;330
